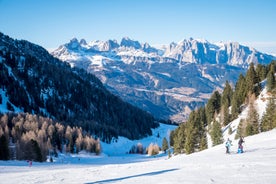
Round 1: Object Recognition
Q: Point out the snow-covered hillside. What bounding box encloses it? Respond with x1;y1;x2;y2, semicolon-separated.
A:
1;128;275;184
222;87;264;135
52;38;275;122
101;123;176;156
1;84;276;184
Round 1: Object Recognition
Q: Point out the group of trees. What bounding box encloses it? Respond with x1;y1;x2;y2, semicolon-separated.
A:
128;137;169;156
235;62;276;138
0;113;101;161
172;107;208;154
260;97;276;132
171;61;276;155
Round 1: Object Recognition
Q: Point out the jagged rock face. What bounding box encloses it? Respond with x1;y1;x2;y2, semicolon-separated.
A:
120;37;142;49
163;38;271;66
52;37;275;122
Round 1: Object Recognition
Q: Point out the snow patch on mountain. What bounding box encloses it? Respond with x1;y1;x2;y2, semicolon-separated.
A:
0;89;22;113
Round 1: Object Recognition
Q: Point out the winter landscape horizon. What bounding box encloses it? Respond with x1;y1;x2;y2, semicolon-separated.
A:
1;0;276;183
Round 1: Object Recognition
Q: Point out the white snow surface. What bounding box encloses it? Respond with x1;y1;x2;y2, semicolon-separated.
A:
1;128;276;184
1;87;275;184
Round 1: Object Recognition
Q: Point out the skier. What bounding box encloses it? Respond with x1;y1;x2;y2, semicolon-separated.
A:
238;137;244;153
27;160;32;167
225;138;232;154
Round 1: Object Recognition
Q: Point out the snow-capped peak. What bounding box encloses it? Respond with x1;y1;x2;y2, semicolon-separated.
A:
87;39;119;51
79;38;87;46
66;37;80;50
120;37;142;49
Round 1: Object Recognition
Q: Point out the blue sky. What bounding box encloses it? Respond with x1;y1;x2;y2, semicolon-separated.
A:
0;0;276;54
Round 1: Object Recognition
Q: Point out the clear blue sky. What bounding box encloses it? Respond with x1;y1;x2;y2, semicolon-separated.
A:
0;0;276;54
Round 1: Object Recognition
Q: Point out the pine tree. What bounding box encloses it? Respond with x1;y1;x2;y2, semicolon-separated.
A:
0;135;10;160
235;119;245;139
206;91;221;124
221;81;233;107
184;123;195;154
30;139;43;162
261;97;276;132
199;132;208;151
256;64;267;81
162;137;169;152
168;149;171;158
65;126;74;153
169;130;175;147
173;124;185;154
245;63;261;97
20;138;43;162
210;120;223;146
273;109;276;128
198;109;208;151
220;81;233;126
267;69;276;92
245;95;259;136
198;107;207;127
95;138;101;155
231;74;247;118
231;95;240;119
268;62;276;74
221;104;231;126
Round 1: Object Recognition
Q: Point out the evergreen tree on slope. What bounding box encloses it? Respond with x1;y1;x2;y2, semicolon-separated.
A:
245;63;261;97
245;95;259;136
210;120;223;146
267;66;276;92
261;97;276;132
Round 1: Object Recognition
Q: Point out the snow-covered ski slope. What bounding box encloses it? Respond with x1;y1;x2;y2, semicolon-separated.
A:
1;128;276;184
101;123;176;155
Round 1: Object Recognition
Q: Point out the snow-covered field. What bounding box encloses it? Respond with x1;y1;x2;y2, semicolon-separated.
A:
1;128;276;184
1;86;275;184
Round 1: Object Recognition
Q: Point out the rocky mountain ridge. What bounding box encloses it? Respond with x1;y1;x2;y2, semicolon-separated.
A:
52;37;275;122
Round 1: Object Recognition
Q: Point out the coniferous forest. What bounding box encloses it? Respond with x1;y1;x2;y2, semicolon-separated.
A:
171;61;276;155
0;32;159;161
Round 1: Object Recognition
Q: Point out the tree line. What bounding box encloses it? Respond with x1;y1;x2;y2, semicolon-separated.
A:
0;113;101;162
171;61;276;155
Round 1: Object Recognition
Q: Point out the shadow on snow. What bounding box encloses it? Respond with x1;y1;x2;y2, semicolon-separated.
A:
86;168;179;184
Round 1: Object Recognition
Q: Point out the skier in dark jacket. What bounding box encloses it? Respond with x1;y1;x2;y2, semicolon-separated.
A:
238;137;244;153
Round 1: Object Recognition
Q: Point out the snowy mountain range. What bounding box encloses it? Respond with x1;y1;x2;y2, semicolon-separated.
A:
52;37;275;122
